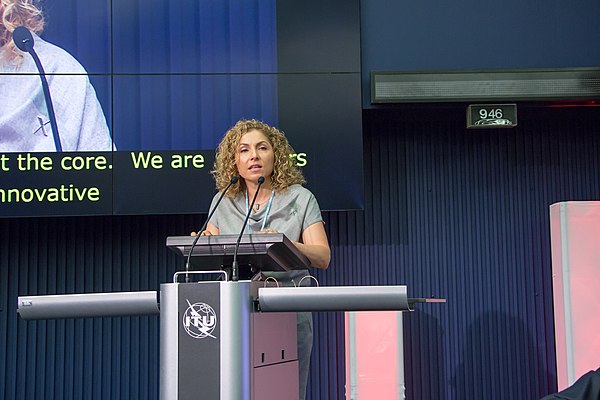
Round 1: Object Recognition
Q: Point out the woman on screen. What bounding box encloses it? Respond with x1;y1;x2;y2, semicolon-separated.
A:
199;119;331;400
0;0;113;152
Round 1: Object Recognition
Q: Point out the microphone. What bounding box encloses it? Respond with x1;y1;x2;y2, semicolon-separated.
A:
12;26;62;152
185;176;239;282
12;26;34;52
231;176;265;282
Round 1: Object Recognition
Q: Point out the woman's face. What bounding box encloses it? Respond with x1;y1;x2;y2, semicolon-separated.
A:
235;129;274;185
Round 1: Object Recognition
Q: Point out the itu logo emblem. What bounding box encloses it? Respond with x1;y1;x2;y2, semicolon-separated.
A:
182;300;217;339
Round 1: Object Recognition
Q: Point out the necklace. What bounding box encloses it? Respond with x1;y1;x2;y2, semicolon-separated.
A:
252;191;272;211
245;189;275;233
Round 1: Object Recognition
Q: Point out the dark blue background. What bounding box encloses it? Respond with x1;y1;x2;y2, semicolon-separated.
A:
360;0;600;107
42;0;279;151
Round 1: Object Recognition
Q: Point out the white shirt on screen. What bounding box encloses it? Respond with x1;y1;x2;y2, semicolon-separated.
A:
0;34;113;152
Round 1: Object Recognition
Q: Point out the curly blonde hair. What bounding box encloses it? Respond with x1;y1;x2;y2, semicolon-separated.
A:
0;0;44;60
212;119;306;196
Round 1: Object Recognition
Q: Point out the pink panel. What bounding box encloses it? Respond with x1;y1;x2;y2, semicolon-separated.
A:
345;311;400;399
252;312;297;367
253;361;299;400
550;201;600;390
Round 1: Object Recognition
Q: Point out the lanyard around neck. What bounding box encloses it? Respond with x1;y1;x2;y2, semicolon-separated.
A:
245;189;275;233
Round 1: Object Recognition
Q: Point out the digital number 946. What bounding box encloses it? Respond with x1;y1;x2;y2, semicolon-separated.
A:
479;108;503;119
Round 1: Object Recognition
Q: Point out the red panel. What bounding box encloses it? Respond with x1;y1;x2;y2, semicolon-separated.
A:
345;311;401;399
550;201;600;390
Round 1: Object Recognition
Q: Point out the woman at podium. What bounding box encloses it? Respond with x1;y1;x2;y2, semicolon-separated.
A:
202;119;331;400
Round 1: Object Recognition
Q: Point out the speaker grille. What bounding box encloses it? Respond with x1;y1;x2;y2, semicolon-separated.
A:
372;68;600;103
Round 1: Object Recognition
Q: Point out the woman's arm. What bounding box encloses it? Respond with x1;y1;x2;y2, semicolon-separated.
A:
293;222;331;270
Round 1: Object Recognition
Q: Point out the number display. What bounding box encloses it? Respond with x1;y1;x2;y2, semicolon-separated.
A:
467;104;517;129
479;108;503;119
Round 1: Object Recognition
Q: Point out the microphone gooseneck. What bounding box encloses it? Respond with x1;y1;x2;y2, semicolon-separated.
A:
12;26;62;152
232;176;265;282
184;176;239;282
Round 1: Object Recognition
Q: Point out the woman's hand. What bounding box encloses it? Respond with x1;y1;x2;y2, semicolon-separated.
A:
258;228;278;234
190;230;213;236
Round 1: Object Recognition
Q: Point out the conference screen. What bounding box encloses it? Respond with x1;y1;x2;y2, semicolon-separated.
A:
0;0;363;217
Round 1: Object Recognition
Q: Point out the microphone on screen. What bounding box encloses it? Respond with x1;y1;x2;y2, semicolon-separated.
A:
12;26;34;53
185;176;239;282
231;176;265;282
13;26;63;152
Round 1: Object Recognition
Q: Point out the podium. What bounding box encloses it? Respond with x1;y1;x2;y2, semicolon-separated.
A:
17;234;434;400
161;280;300;400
